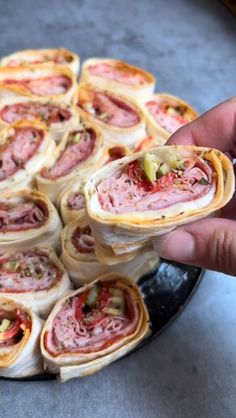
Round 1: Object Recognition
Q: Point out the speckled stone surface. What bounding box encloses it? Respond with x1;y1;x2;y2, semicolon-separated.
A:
0;1;236;417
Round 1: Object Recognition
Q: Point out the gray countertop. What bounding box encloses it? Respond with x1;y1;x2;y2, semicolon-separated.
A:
0;0;236;417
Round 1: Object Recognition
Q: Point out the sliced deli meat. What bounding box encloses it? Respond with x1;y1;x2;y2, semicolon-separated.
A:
81;58;155;101
0;48;80;75
40;273;149;381
0;67;76;103
73;84;146;148
0;297;43;378
61;219;159;286
142;93;198;142
85;146;234;263
0;98;79;142
57;178;86;225
36;120;105;203
0;247;71;318
0;121;55;193
0;189;62;252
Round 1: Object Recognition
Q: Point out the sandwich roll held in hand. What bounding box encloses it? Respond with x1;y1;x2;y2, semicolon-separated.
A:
0;120;55;193
0;247;71;318
154;98;236;275
0;66;76;103
73;83;146;148
40;273;149;381
80;58;155;102
85;143;234;264
0;48;80;76
142;93;198;143
0;97;79;143
0;297;43;378
61;218;159;286
36;119;105;203
0;189;62;252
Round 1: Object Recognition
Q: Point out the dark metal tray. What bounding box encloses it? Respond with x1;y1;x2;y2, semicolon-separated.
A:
1;259;203;381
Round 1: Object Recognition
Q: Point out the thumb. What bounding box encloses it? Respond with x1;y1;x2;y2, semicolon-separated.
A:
153;218;236;275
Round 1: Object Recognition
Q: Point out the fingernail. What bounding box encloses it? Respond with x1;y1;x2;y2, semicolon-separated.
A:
153;231;195;262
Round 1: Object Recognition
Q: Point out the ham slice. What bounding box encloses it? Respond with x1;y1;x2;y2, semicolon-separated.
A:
146;100;188;134
40;129;95;180
0;102;71;125
67;192;85;210
3;75;72;96
88;63;146;85
97;156;213;213
71;226;95;254
82;92;140;128
0;251;61;292
0;127;43;181
0;199;48;232
44;280;139;356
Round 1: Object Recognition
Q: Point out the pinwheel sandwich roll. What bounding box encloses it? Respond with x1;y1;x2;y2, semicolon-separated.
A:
0;97;79;143
58;178;86;224
58;145;131;225
0;297;43;378
1;47;80;76
0;66;76;103
85;146;234;263
142;93;198;142
36;119;105;203
80;58;155;102
41;273;149;381
0;120;55;193
0;189;62;252
61;219;159;286
0;247;72;318
73;83;146;148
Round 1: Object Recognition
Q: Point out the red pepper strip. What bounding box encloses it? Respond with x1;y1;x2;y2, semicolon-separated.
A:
127;160;177;192
0;318;22;341
16;309;31;330
99;287;111;308
127;160;153;191
151;172;176;192
74;291;89;321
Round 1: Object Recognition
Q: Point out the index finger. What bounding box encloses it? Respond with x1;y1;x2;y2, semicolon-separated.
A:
167;97;236;154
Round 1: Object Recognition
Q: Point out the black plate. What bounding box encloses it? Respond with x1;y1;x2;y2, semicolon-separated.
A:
1;259;203;381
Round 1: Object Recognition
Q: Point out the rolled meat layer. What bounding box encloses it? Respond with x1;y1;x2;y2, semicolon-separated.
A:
0;297;43;378
36;119;105;203
0;98;79;142
61;219;158;285
0;66;76;103
73;83;146;148
80;58;155;102
0;189;62;251
85;146;235;263
57;178;86;225
0;247;71;317
0;120;55;192
40;273;149;381
142;93;198;142
0;48;80;76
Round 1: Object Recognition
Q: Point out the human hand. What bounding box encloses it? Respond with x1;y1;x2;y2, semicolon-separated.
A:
153;97;236;275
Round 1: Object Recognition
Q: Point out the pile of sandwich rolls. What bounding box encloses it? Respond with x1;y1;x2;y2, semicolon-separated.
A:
0;47;234;382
